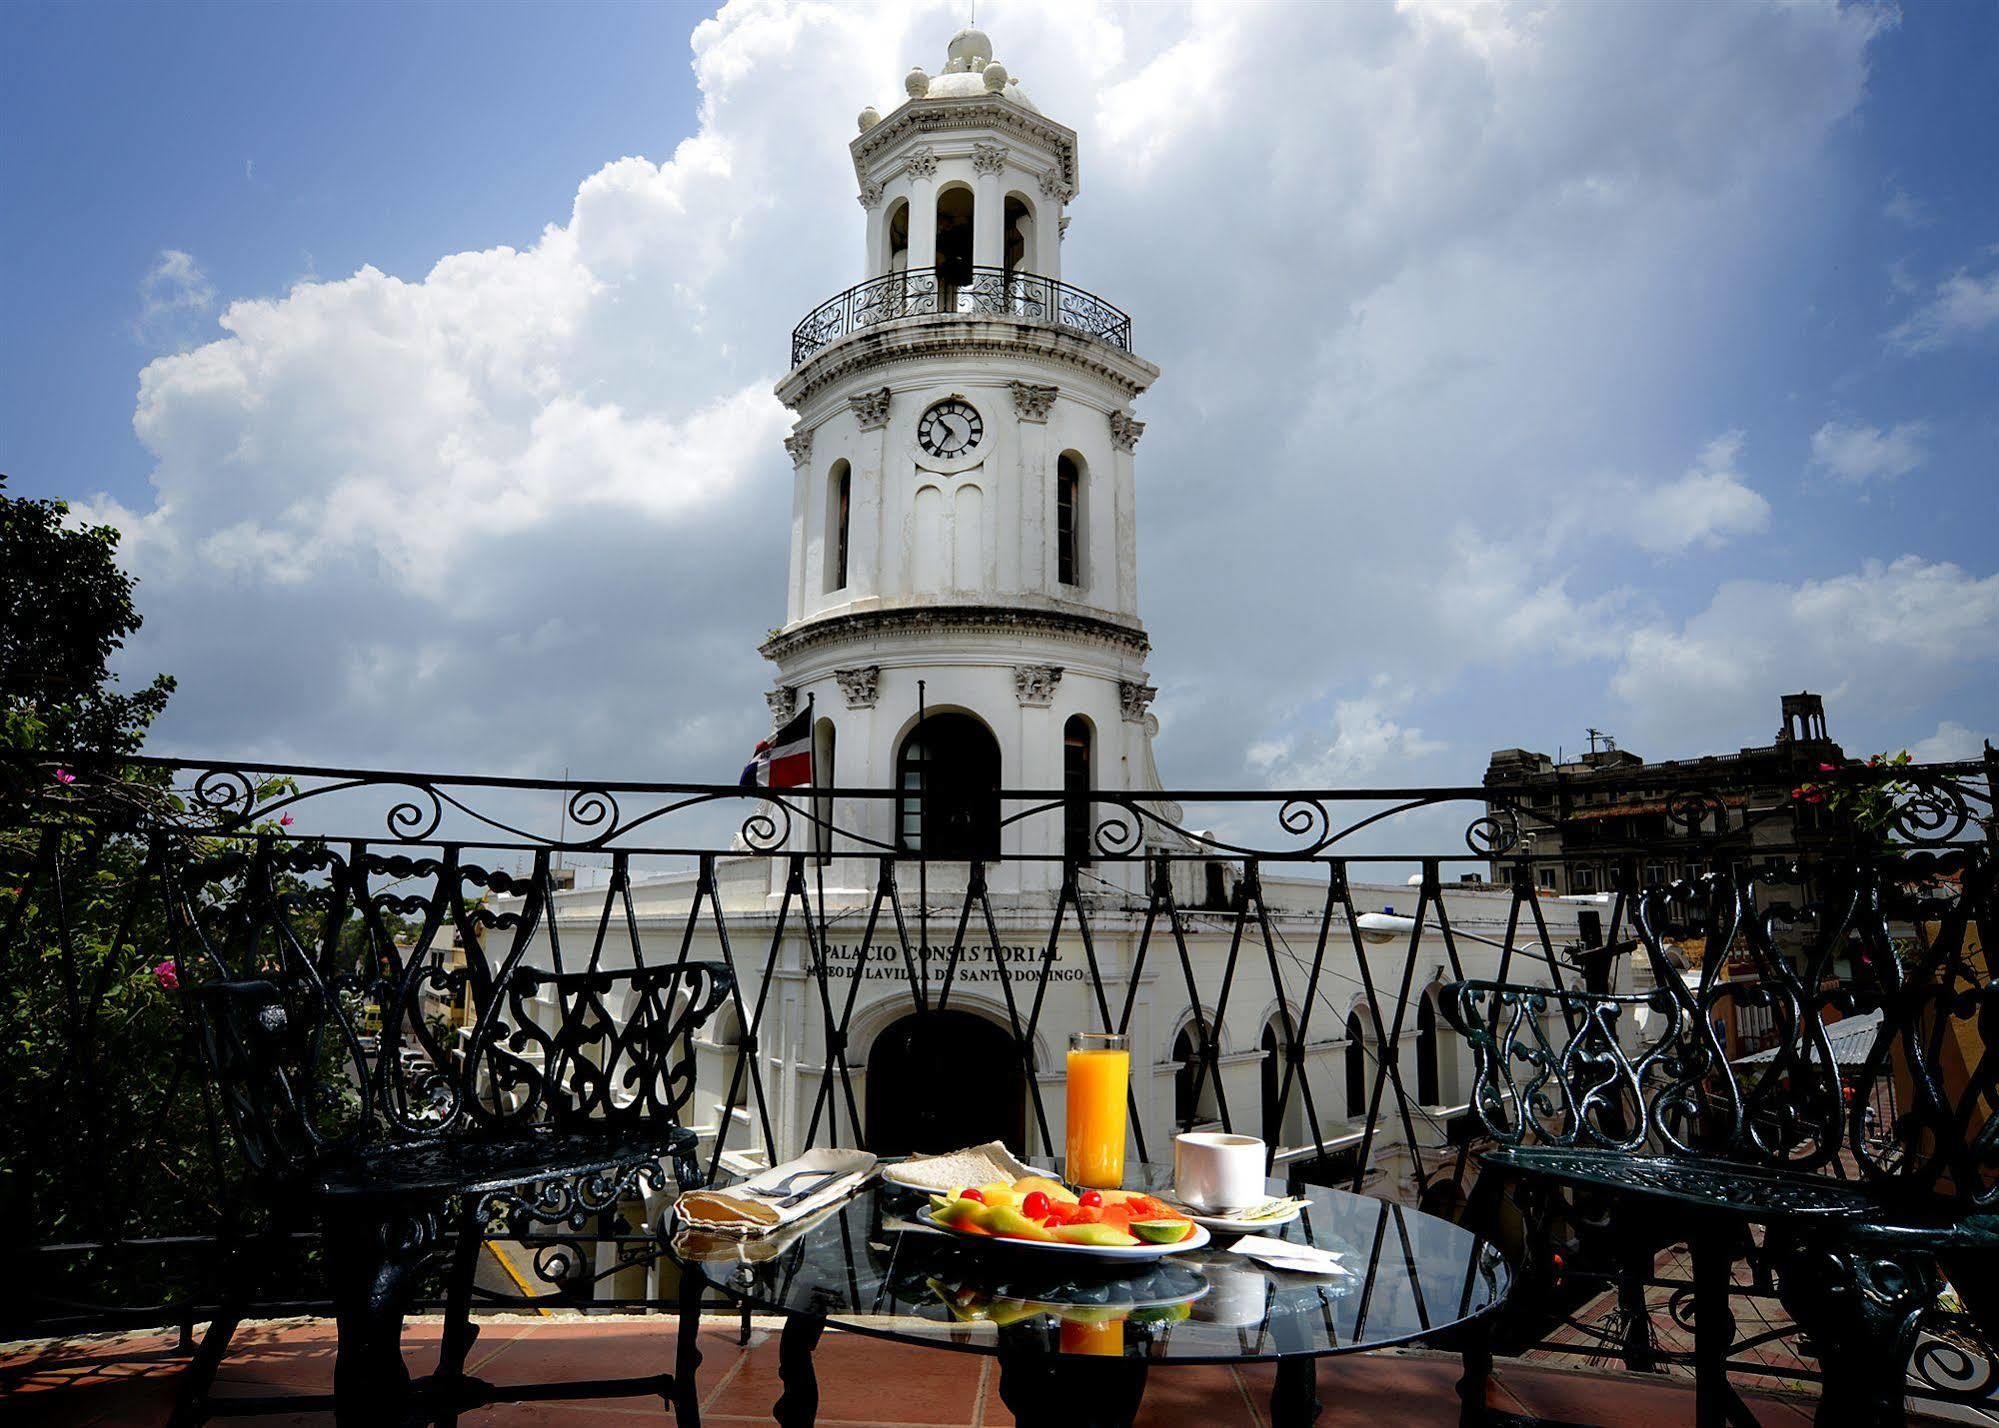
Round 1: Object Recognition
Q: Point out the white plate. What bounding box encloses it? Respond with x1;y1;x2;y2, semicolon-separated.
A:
1170;1201;1304;1236
915;1207;1211;1261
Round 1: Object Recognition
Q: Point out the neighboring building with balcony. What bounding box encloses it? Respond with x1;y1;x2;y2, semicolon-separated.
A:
1484;691;1848;898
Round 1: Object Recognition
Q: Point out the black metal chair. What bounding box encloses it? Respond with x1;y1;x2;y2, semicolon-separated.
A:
1444;853;1996;1426
164;838;734;1427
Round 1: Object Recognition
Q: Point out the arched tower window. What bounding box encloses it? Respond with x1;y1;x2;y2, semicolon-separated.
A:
1416;987;1441;1107
935;183;974;301
884;199;910;274
824;461;850;593
1003;194;1033;281
813;718;836;862
1056;452;1085;588
896;712;1000;860
1063;715;1092;868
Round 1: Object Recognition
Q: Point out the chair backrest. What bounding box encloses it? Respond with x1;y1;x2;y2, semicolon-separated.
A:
167;837;735;1184
1446;851;1996;1210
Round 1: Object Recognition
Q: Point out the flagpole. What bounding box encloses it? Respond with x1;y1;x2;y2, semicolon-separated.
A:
916;678;928;998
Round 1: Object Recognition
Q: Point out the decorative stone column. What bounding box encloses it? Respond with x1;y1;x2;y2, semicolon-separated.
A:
1108;411;1146;614
972;143;1007;270
846;388;892;598
784;428;814;620
856;178;884;274
1037;170;1069;281
906;147;939;275
1010;382;1056;591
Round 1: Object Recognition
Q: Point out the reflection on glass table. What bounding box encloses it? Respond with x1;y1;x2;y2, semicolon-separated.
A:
670;1160;1509;1428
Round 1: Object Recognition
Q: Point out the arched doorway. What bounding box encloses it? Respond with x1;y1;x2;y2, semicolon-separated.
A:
865;1009;1026;1156
897;712;1001;859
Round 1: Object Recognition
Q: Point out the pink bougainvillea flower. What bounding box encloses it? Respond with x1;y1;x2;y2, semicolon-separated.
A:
1818;763;1840;773
53;768;76;785
279;813;295;827
152;960;180;991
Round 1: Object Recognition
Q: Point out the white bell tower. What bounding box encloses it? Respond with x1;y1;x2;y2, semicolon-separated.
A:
766;26;1163;887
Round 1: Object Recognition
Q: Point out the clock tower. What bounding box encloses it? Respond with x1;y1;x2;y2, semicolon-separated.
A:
765;26;1163;890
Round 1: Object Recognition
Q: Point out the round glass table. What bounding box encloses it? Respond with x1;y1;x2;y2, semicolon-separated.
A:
670;1162;1510;1428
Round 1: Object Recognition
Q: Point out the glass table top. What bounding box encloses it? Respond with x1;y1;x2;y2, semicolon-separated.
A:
672;1162;1509;1364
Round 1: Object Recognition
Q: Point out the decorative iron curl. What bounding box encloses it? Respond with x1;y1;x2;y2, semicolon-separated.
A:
190;767;259;827
567;786;621;840
1092;808;1144;857
383;784;444;842
1889;781;1973;846
1465;810;1520;857
1276;797;1333;851
739;796;794;853
1665;790;1729;836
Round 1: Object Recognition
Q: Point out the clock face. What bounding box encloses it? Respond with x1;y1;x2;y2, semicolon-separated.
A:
917;398;984;460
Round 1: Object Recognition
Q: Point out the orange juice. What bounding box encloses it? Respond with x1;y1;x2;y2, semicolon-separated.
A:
1059;1317;1124;1356
1065;1033;1130;1189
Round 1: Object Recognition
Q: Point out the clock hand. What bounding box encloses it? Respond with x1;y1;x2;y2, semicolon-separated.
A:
944;413;968;446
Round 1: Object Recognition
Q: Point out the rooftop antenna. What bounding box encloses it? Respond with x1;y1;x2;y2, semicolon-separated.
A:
1585;727;1614;757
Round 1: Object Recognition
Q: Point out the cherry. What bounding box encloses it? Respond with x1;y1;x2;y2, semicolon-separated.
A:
959;1188;984;1204
1021;1190;1051;1218
1077;1191;1103;1208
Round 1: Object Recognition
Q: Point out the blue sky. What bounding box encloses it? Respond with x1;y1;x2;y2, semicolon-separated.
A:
2;1;1994;786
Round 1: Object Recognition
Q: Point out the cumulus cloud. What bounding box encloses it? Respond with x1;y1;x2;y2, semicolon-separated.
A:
1610;557;1999;755
85;0;1951;788
1809;418;1928;484
135;249;216;348
1907;721;1990;763
1887;259;1999;353
1630;431;1770;553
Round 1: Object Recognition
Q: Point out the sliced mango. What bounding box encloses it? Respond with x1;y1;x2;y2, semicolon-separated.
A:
986;1206;1057;1241
974;1180;1020;1209
935;1198;993;1231
1053;1221;1141;1248
1014;1174;1080;1205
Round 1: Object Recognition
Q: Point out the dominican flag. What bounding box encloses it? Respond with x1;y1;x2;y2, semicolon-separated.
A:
741;707;813;789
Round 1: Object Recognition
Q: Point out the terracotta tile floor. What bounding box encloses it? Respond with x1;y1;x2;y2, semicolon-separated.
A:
0;1314;1838;1425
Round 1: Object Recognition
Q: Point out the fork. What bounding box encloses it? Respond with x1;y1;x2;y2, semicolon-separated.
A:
743;1167;843;1202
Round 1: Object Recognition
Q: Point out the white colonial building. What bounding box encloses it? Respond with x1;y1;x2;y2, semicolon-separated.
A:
506;27;1597;1188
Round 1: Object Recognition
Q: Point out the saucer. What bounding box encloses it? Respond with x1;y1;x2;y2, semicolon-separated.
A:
1170;1200;1304;1235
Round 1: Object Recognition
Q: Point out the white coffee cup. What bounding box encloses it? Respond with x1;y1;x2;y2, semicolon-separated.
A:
1172;1131;1266;1213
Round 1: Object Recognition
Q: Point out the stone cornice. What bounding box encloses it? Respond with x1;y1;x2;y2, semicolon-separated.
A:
761;604;1150;663
851;96;1080;197
776;314;1158;409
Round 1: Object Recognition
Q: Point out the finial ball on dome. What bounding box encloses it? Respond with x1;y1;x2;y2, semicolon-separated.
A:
947;26;993;69
857;105;881;132
904;67;930;98
982;61;1008;92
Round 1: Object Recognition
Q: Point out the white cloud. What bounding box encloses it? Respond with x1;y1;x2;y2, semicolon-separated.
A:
1888;261;1999;353
135;249;216;348
1611;557;1999;755
81;0;1926;784
1882;184;1928;229
1809;418;1928;484
1630;431;1771;553
1908;720;1989;764
1250;686;1449;787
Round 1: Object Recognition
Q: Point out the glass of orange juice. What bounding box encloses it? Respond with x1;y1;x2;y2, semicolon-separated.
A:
1066;1031;1130;1189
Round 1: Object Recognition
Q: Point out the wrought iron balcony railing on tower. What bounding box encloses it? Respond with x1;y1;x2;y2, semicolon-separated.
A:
790;264;1132;367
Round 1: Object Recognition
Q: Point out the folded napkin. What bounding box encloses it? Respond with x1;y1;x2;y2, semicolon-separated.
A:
1165;1194;1308;1223
1226;1234;1351;1276
674;1148;875;1239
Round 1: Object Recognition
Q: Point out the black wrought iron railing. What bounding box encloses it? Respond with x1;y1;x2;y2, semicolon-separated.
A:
790;264;1132;366
1;751;1994;1407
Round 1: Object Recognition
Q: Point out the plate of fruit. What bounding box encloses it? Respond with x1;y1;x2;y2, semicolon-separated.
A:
918;1175;1210;1260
